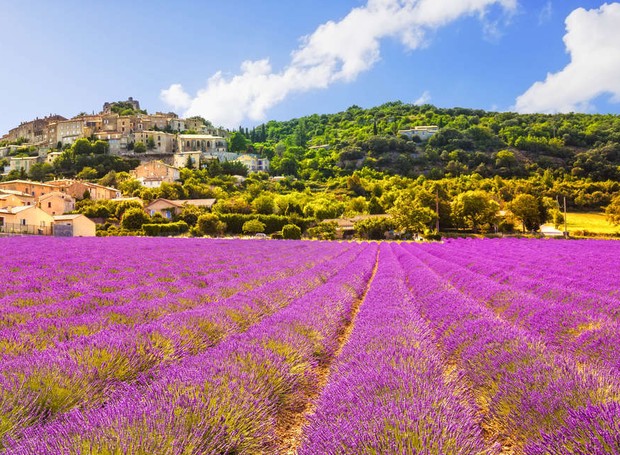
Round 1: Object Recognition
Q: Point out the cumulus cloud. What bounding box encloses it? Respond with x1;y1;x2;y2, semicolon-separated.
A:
163;0;516;127
515;3;620;114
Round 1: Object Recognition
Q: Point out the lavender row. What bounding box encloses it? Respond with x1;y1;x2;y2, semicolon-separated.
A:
0;241;365;447
395;244;620;453
299;243;493;454
421;239;620;324
0;240;350;360
413;241;620;373
4;243;379;454
422;238;620;301
0;237;333;328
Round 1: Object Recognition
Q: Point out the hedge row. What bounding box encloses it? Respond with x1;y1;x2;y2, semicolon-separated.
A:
218;214;314;234
143;221;190;236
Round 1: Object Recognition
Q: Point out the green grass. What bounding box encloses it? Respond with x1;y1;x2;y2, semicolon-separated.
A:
554;212;620;235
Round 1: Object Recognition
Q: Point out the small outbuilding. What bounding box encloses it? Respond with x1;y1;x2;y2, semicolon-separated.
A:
53;214;96;237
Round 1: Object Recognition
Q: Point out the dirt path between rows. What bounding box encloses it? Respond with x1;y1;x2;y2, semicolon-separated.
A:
276;249;380;455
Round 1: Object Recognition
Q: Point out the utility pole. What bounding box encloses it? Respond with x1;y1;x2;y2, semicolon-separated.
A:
435;188;440;233
563;195;568;238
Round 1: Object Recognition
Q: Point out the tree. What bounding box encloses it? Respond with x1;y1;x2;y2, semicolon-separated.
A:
252;194;276;215
508;193;545;232
196;213;226;236
121;207;150;230
28;162;54;182
388;192;436;235
76;166;99;181
242;219;266;235
228;132;248;153
146;137;156;150
605;194;620;225
282;224;302;239
354;217;396;240
307;221;338;240
92;140;109;155
72;138;92;156
114;200;143;220
134;141;147;154
450;190;499;232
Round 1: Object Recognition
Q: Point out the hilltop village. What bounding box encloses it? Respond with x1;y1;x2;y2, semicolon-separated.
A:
1;98;269;177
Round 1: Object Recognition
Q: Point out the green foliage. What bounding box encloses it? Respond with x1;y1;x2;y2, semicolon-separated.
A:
76;166;99;180
242;219;266;234
133;142;146;154
281;224;302;240
606;194;620;225
143;221;189;236
354;217;396;240
228;132;249;153
28;162;54;182
508;194;546;232
252;194;276;215
121;207;150;230
195;213;226;236
221;161;248;176
146;137;156;150
450;190;499;232
388;191;436;234
307;221;338;240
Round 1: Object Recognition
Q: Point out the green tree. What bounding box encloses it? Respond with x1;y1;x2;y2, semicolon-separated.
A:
121;207;150;230
508;193;545;232
242;219;266;235
92;140;109;155
134;142;147;154
354;217;396;240
388;192;436;235
228;132;249;153
252;194;276;215
114;200;143;220
196;213;226;236
28;162;54;182
282;224;302;239
146;137;156;150
76;166;99;181
72;138;92;156
450;190;499;232
307;221;338;240
605;194;620;225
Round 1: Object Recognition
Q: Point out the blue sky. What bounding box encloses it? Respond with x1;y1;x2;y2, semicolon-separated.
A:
2;0;619;134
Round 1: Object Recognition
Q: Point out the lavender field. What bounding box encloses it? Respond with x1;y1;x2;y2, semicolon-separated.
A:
0;237;619;454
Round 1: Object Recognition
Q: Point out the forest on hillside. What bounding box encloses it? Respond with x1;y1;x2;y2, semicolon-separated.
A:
239;102;620;182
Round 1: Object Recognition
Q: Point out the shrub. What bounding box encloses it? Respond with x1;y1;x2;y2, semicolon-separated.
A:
282;224;302;240
242;219;266;235
121;208;150;230
196;213;226;237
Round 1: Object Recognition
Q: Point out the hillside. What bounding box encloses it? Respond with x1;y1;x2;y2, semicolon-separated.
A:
246;102;620;182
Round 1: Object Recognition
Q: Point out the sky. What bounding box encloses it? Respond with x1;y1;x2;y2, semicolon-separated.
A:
1;0;620;135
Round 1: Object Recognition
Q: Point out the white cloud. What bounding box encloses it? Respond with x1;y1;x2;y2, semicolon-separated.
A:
538;0;553;25
162;0;517;127
160;84;192;112
414;90;432;105
515;3;620;114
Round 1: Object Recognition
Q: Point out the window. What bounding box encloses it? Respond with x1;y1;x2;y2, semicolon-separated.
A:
21;219;26;226
48;202;52;208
